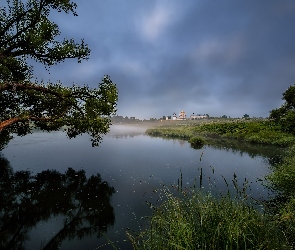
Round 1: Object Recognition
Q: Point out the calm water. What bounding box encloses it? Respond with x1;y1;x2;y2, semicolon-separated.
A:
0;125;282;249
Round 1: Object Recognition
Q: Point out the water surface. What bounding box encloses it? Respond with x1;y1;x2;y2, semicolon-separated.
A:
0;125;282;249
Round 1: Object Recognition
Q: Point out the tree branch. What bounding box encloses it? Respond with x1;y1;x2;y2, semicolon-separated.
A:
0;82;66;97
1;82;86;113
0;117;22;132
0;116;57;132
0;1;45;48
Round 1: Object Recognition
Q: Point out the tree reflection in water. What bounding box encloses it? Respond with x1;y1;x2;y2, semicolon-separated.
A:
0;156;115;250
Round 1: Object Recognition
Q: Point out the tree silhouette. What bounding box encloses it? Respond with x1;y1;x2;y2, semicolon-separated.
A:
0;157;116;250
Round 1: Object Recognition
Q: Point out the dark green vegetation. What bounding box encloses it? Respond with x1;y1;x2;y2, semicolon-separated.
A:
141;86;295;249
128;188;288;250
270;84;295;134
266;145;295;245
0;0;118;150
188;136;205;149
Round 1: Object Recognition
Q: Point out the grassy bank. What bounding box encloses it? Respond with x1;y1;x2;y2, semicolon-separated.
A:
128;188;289;250
266;145;295;246
129;119;295;249
146;119;295;147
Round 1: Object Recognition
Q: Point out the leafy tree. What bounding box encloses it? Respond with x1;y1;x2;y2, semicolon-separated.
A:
243;114;250;118
270;84;295;133
0;0;118;149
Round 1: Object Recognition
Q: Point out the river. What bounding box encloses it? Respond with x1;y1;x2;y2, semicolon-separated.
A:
0;124;283;249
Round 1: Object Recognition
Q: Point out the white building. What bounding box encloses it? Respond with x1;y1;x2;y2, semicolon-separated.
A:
190;113;208;120
172;112;177;120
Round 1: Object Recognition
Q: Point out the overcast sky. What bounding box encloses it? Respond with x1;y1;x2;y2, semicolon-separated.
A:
33;0;295;119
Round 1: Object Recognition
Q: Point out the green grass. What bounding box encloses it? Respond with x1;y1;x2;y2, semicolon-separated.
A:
146;119;295;147
194;120;294;146
128;187;289;250
267;145;295;197
146;126;195;140
266;145;295;247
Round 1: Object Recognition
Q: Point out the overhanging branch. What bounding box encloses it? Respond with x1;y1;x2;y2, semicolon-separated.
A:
1;82;86;116
0;116;56;132
0;83;64;97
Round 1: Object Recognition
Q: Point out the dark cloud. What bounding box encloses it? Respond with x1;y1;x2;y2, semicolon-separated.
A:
31;0;295;119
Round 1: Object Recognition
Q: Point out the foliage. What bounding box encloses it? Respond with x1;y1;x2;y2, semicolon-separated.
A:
0;0;118;149
194;120;295;146
276;197;295;247
267;145;295;197
270;85;295;133
265;145;295;247
0;0;89;82
128;187;288;250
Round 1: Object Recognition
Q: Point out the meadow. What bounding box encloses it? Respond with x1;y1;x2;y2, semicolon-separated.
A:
146;118;295;147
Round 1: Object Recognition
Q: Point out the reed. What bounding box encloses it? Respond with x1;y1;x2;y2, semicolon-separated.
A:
127;161;291;249
127;186;288;250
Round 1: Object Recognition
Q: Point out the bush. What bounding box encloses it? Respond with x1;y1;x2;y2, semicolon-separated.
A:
267;145;295;197
280;110;295;134
189;136;205;149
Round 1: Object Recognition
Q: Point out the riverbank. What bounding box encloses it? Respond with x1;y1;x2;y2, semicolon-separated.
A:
132;119;295;249
146;118;295;147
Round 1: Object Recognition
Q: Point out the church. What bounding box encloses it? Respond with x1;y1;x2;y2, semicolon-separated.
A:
171;111;186;120
168;111;207;120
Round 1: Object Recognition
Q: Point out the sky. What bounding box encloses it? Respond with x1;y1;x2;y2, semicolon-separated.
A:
33;0;295;120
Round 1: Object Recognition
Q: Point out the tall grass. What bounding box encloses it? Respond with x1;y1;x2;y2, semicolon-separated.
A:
127;186;289;249
127;162;291;249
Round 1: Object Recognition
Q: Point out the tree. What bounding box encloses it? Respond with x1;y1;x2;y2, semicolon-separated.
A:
243;114;250;118
269;84;295;133
0;0;118;149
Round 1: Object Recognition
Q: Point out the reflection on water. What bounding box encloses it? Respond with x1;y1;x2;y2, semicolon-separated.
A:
0;157;115;250
0;125;284;249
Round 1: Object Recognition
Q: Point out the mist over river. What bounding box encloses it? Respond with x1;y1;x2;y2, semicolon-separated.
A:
0;124;282;249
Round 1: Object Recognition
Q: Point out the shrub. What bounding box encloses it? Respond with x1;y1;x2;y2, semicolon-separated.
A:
267;145;295;197
189;136;205;149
